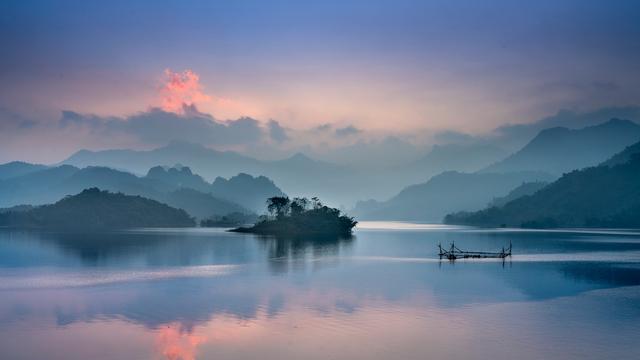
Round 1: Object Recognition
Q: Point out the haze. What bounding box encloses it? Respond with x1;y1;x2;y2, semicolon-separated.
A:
2;0;640;163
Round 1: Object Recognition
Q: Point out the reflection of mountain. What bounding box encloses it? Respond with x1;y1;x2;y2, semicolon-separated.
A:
2;228;640;335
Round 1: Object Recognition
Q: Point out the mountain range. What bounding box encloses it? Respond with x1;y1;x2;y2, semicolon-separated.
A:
353;171;553;222
0;164;284;220
482;118;640;175
354;118;640;222
445;140;640;228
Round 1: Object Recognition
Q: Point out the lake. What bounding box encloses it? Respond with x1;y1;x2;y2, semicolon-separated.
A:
1;221;640;360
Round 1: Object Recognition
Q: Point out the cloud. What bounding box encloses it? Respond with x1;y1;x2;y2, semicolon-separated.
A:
334;125;361;137
0;107;38;130
312;123;332;132
432;130;474;144
160;69;212;114
58;106;264;147
267;120;289;143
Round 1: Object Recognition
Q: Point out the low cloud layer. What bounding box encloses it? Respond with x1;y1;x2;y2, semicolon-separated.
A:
58;106;268;147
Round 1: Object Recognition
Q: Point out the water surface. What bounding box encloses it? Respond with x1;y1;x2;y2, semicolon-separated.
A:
1;222;640;360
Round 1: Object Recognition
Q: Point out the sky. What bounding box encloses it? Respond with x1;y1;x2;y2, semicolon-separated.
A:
1;0;640;163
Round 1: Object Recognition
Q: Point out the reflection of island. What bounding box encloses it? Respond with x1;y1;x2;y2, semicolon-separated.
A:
231;197;357;236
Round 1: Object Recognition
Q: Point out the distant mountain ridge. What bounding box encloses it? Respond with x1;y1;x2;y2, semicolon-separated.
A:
0;161;47;180
354;170;553;222
445;141;640;228
482;118;640;175
0;164;284;219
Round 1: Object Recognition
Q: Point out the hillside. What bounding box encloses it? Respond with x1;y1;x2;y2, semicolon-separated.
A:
211;173;285;213
0;165;259;220
354;170;553;222
482;119;640;175
445;149;640;228
0;188;195;229
0;161;47;180
412;143;506;175
62;142;359;206
601;141;640;167
488;181;549;208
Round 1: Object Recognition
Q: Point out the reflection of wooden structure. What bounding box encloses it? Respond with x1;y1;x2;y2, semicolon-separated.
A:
438;241;512;261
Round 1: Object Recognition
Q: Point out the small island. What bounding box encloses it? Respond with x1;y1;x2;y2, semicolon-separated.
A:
231;196;357;236
0;188;196;229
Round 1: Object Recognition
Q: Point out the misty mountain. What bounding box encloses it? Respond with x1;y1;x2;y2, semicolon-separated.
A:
146;165;211;193
488;181;549;208
0;165;263;219
161;188;245;220
482;119;640;175
211;173;285;213
61;141;509;208
410;143;507;177
63;142;374;207
145;166;284;212
445;144;640;228
0;161;47;180
0;188;195;229
491;106;640;151
354;171;553;222
63;140;263;178
600;140;640;167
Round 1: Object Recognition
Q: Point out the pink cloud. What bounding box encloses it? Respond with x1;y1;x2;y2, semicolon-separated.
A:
160;69;212;114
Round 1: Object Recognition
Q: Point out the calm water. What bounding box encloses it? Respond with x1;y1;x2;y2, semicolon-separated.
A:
1;222;640;360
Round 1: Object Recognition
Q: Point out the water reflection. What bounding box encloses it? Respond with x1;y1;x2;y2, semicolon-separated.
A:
0;225;639;359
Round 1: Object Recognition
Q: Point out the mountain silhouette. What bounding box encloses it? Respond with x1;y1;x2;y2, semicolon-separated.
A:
445;141;640;228
354;170;553;222
211;173;285;213
0;188;195;229
482;119;640;175
0;161;47;180
409;143;507;179
488;181;549;208
0;165;276;220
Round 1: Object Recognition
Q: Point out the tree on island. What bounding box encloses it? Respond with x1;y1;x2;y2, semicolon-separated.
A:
232;196;357;236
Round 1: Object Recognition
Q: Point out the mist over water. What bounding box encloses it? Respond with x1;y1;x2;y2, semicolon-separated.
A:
1;223;639;360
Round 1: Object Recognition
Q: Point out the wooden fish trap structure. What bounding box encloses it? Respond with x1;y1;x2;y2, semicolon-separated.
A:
438;241;512;260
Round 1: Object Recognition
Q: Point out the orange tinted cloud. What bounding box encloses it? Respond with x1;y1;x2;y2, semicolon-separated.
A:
161;69;212;114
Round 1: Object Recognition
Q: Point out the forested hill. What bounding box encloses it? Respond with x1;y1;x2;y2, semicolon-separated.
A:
445;150;640;228
0;188;195;229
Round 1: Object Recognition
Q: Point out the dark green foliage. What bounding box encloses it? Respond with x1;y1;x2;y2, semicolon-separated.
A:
266;196;290;217
0;188;195;229
232;196;357;236
445;154;640;228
